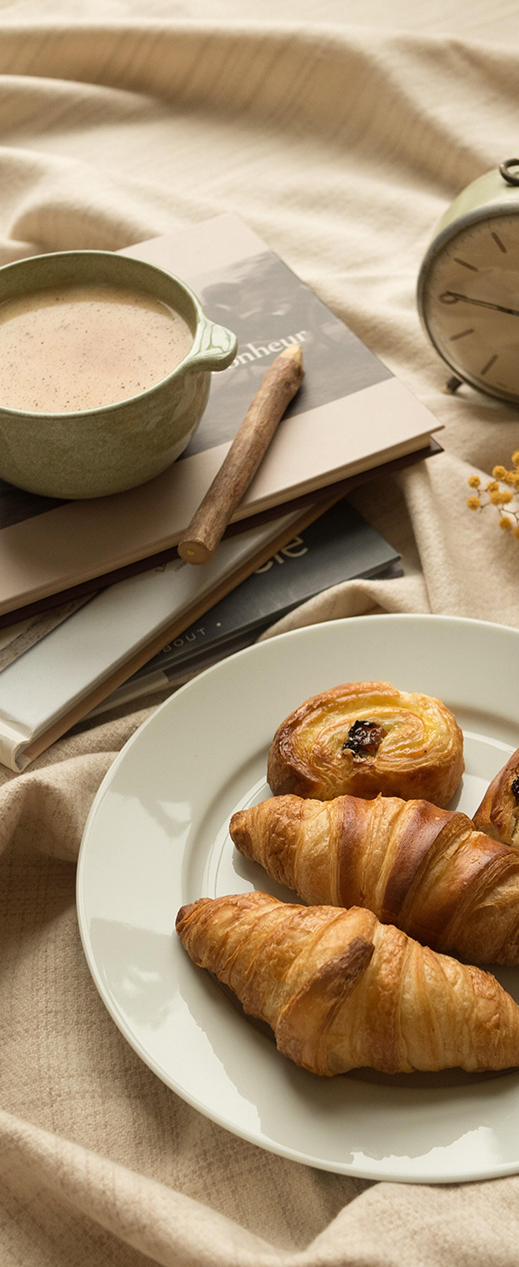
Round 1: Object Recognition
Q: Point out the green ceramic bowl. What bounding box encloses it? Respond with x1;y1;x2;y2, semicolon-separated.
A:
0;250;237;499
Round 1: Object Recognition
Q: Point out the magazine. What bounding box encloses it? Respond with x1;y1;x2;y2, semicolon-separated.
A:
0;213;441;619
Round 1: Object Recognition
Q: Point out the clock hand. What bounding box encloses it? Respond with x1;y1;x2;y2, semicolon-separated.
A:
439;290;519;317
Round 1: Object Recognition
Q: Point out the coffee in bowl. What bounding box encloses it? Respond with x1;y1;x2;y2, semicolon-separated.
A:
0;248;237;499
0;283;193;413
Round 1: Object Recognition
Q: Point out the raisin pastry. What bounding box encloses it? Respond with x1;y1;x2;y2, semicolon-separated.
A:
176;891;519;1075
267;680;464;807
230;792;519;965
473;747;519;847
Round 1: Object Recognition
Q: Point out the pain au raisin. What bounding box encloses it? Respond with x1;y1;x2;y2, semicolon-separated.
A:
342;720;387;758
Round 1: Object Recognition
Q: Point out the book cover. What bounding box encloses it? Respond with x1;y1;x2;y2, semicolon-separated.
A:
0;499;328;771
135;498;400;679
0;214;441;618
90;498;401;717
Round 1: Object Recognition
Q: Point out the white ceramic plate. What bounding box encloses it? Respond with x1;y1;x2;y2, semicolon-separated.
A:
77;614;519;1184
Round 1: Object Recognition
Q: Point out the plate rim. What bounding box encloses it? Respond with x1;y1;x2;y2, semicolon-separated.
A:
77;612;519;1184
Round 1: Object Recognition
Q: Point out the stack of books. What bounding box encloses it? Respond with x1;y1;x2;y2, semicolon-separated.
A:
0;213;441;771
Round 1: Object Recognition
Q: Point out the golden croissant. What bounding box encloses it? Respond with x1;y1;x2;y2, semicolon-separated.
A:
176;891;519;1075
230;792;519;965
473;746;519;848
267;680;464;807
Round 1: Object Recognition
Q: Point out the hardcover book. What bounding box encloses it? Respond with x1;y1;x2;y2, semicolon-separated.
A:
0;213;441;619
0;495;399;771
88;498;401;717
0;502;319;771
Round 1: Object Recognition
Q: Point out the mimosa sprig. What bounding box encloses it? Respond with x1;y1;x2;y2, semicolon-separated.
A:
467;452;519;537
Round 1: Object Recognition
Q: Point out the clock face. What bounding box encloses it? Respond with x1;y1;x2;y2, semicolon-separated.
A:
421;210;519;401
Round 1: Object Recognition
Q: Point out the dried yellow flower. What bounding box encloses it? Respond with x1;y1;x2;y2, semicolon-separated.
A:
465;452;519;541
490;490;513;505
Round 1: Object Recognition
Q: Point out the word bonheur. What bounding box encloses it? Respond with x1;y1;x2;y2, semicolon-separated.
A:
230;331;308;369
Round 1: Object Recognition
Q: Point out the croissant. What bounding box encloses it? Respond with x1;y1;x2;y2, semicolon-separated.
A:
176;891;519;1075
230;793;519;965
473;747;519;848
267;680;464;807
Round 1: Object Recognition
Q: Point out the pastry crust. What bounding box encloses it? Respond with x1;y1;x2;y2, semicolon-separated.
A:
267;681;464;807
230;792;519;965
176;892;519;1075
473;747;519;847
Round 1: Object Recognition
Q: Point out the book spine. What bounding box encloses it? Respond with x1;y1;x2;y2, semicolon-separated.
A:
0;720;32;772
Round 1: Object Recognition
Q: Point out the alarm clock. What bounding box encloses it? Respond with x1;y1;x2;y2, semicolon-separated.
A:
417;157;519;403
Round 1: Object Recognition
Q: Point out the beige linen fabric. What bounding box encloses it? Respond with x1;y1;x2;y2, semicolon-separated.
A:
1;1;519;1263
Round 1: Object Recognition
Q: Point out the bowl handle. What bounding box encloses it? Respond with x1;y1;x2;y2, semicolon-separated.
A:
187;318;238;372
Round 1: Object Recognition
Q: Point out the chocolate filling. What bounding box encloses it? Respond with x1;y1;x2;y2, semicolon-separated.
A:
511;775;519;805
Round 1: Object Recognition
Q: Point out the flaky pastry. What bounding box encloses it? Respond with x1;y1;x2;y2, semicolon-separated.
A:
230;792;519;965
176;891;519;1075
267;681;464;807
473;747;519;848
